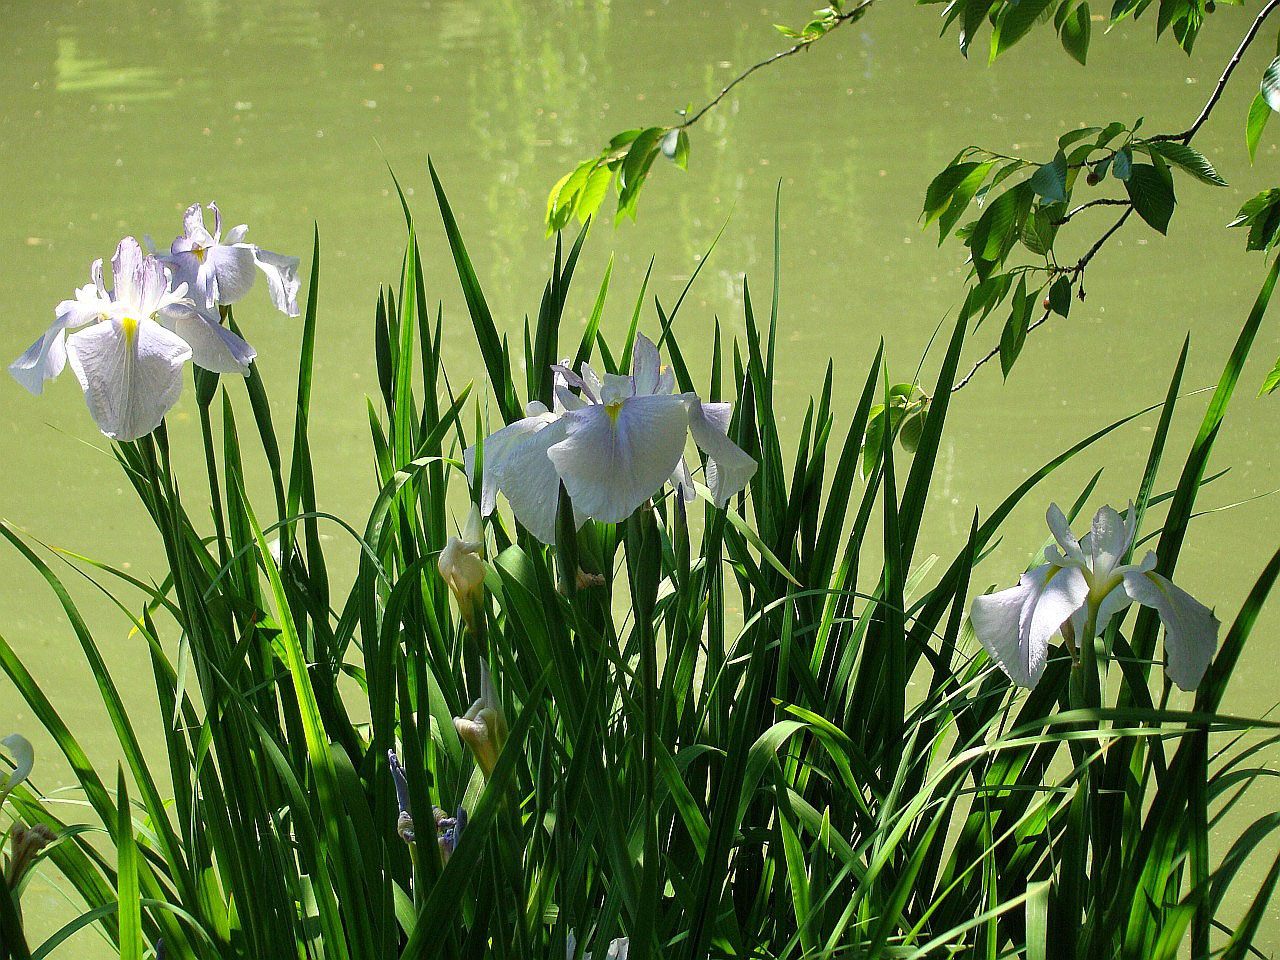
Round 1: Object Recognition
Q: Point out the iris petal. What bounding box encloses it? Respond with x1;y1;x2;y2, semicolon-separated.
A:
206;243;258;305
252;247;302;317
1088;503;1135;581
1123;569;1220;691
972;563;1088;688
169;309;257;374
466;413;567;544
548;393;689;523
687;399;757;507
66;317;192;441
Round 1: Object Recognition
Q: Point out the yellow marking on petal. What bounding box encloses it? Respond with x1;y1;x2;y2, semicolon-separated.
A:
192;245;206;263
606;400;624;423
121;316;138;344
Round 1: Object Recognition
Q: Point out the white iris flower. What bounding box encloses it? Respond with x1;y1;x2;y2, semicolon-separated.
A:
466;334;756;544
9;237;257;441
161;201;300;317
971;503;1219;691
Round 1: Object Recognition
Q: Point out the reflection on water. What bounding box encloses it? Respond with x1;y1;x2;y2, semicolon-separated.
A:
54;35;168;100
3;0;1279;951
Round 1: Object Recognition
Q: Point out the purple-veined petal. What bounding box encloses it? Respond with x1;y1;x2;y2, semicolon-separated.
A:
167;308;256;374
252;247;301;317
179;203;215;249
580;363;605;400
599;372;635;405
110;237;148;306
1123;569;1219;691
687;398;757;507
66;317;191;441
206;242;258;306
207;201;224;241
548;393;689;524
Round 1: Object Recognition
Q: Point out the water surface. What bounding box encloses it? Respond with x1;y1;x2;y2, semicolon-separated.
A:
2;0;1278;951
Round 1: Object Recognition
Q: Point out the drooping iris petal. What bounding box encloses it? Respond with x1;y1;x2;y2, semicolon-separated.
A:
972;563;1089;687
252;248;301;317
168;309;257;374
1123;568;1220;691
467;408;568;544
687;399;757;507
9;324;69;395
65;316;192;441
1;733;34;793
548;393;689;523
6;281;109;394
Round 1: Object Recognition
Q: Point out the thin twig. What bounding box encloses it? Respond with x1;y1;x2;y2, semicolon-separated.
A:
951;311;1051;391
1051;197;1131;226
954;0;1280;393
683;1;875;128
1149;0;1280;143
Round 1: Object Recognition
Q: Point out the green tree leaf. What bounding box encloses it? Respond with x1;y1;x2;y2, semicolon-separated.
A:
1113;145;1133;181
991;0;1054;60
1028;150;1069;202
1125;163;1176;234
1247;90;1271;163
1144;140;1227;186
1060;1;1091;64
1049;275;1072;316
999;275;1031;376
1263;56;1280;112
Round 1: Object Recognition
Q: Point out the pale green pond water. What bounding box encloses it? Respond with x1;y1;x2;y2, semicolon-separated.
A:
2;0;1279;952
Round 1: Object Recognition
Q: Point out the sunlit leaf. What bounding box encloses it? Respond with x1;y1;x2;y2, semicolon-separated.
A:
1125;163;1175;234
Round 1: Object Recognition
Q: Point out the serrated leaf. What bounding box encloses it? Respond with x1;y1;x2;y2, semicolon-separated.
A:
999;275;1031;376
1049;275;1072;316
1028;150;1069;202
936;160;997;241
991;0;1054;60
970;182;1033;263
1125;163;1176;234
576;166;613;221
1113;146;1133;181
1248;90;1271;163
1060;1;1091;64
1059;126;1102;150
1263;57;1280;112
924;161;984;221
1144;140;1227;185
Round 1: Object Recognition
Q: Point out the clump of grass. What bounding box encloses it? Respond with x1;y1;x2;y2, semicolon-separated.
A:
2;171;1278;960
